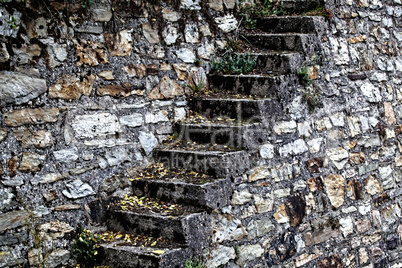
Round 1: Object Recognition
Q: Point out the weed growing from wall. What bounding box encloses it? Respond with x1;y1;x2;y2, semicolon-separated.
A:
72;229;101;265
211;53;257;74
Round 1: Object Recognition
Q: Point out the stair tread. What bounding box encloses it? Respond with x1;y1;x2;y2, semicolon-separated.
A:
128;163;219;185
108;195;204;217
178;116;261;127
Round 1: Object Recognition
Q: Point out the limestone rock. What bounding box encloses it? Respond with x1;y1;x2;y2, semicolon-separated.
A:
19;152;46;172
63;179;95;199
254;193;274;213
274;194;306;226
0;70;47;107
215;15;238;33
123;64;146;78
356;219;371;233
173;63;187;80
53;147;79;163
163;24;179;45
90;0;112;21
71;113;122;139
384;102;396;125
97;83;144;98
49;74;95;100
176;47;196;63
327;147;348;170
295;249;323;267
46;43;67;68
138;131;158;155
197;40;214;60
119;113;143;127
145;111;169;123
204;245;235;268
39;221;74;240
361;81;382;102
104;30;132;56
180;0;201;10
236;244;264;266
212;214;247;243
209;0;223;10
340;217;354;237
247;216;274;239
162;8;180;22
5;107;59;127
74;39;108;66
260;144;274;159
307;177;324;191
98;71;114;80
305;157;324;173
54;204;80;211
0;188;14;210
307;138;323;153
0;210;28;232
315;117;332;131
184;24;199;43
232;188;253;205
274;121;297;135
142;23;159;44
280;139;308;157
324;174;345;209
148;75;184;100
45;250;70;268
304;217;339;246
0;43;10;63
174;107;186;121
347;116;362;137
365;175;383;195
26;17;47;39
32;173;63;185
13;44;41;65
349;152;366;165
14;129;53;148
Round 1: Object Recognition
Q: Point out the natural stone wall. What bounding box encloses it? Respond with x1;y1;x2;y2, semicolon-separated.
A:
0;0;236;266
0;0;401;267
204;0;402;267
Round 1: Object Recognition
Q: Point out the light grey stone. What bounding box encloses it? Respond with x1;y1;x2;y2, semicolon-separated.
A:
180;0;201;10
280;139;308;157
33;206;50;217
0;70;47;107
212;214;247;243
53;147;79;163
119;113;143;127
142;23;160;44
254;193;274;213
0;43;10;63
163;24;179;45
105;147;129;166
298;121;312;137
162;8;180;22
232;189;253;205
46;43;68;68
0;188;14;210
315;117;332;131
90;0;112;22
274;120;297;135
0;210;28;232
184;24;199;43
2;177;24;187
236;244;264;266
330;112;345;127
45;250;70;268
359;163;379;176
176;47;196;63
215;15;238;33
329;37;350;65
197;40;214;60
307;138;323;153
174;107;186;121
340;217;354;237
0;251;21;268
71;113;122;139
361;82;382;102
293;180;307;191
138;131;158;155
32;173;63;185
358;135;381;147
62;180;95;199
145;110;169;123
260;143;274;159
347;116;362;137
246;217;274;239
0;9;21;38
274;188;291;199
379;165;395;190
204;245;235;268
327;147;348;170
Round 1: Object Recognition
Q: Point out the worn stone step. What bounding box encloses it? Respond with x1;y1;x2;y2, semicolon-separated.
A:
154;148;251;178
256;16;326;34
173;121;266;150
132;175;232;210
100;241;189;268
106;200;210;251
208;73;298;101
188;97;283;122
280;0;323;13
253;51;303;74
243;33;320;55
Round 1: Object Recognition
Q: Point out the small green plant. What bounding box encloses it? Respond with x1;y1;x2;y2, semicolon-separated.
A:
211;53;257;74
302;87;322;112
302;6;333;19
297;65;312;85
185;257;205;268
80;0;94;8
244;18;257;30
242;0;287;18
186;76;205;92
7;16;18;29
72;229;101;264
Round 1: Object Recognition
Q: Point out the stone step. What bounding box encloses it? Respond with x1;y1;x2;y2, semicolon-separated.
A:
106;198;210;251
256;16;326;34
188;97;283;122
279;0;323;13
154;148;251;178
208;73;298;101
253;51;303;74
132;174;232;210
100;240;189;268
173;121;266;150
243;33;320;55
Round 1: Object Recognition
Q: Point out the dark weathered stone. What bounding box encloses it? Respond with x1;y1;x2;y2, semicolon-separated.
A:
265;232;296;266
8;156;19;177
97;84;144;98
318;254;342;268
375;193;390;206
386;236;399;250
307;176;324;191
253;51;303;74
347;180;364;200
256;16;326;34
131;176;231;210
347;73;368;81
304;216;339;246
305;157;324;173
285;193;306;227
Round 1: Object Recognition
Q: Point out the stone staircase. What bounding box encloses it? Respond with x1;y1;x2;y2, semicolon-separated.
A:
96;9;325;268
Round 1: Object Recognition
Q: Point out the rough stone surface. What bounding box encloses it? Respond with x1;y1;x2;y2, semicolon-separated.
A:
49;74;94;100
62;180;95;199
365;175;383;195
4;108;59;127
324;174;345;209
0;211;28;232
14;129;54;148
148;75;184;100
19;152;46;172
204;245;235;268
53;148;79;163
236;244;264;266
327;147;349;170
138;131;158;155
0;71;47;107
104;30;132;56
71;113;122;139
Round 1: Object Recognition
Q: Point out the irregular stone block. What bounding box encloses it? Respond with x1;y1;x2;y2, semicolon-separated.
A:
215;15;237;33
71;113;122;139
347;180;363;200
49;74;94;100
361;81;382;102
123;64;146;78
349;152;366;165
46;43;68;68
90;0;112;21
347;116;362;137
18;152;46;172
97;83;144;98
142;23;159;44
26;17;47;39
204;245;235;268
318;254;343;268
176;47;196;63
74;39;108;66
327;147;348;170
148;75;184;100
295;249;322;267
212;214;246;243
247;216;274;239
14;129;54;148
119;113;143;127
53;147;79;163
184;24;199;43
62;179;95;199
0;210;28;232
98;71;114;80
273;120;297;135
0;188;14;210
324;174;345;209
365;175;383;195
307;176;324;191
4;107;59;126
0;70;47;107
236;244;264;266
104;29;132;56
340;217;354;237
32;173;63;185
138;131;158;155
162;8;180;22
305;157;324;173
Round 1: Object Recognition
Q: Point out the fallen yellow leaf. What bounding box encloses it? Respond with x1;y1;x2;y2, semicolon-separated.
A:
152;250;165;255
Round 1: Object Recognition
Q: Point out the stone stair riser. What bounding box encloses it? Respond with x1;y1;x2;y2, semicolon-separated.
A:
255;52;303;74
256;16;326;34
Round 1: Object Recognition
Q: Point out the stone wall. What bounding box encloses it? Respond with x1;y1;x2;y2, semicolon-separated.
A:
204;0;402;267
0;0;401;267
0;0;236;266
